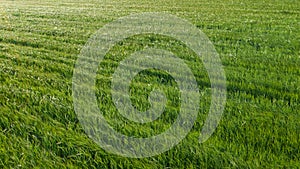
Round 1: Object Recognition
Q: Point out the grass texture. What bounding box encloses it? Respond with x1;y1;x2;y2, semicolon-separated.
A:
0;0;299;168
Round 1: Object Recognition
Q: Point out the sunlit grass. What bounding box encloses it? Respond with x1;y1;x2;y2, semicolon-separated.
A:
0;0;299;168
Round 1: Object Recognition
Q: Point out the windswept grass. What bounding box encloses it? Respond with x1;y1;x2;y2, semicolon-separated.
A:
0;0;299;168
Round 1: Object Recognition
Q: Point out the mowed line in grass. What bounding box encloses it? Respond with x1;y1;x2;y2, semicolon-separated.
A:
1;42;298;106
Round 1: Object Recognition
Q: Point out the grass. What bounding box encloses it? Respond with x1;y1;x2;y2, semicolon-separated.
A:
0;0;299;168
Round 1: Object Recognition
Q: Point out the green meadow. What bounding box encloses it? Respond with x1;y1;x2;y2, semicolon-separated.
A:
0;0;299;168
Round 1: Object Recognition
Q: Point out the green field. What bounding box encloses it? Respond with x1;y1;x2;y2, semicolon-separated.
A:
0;0;299;168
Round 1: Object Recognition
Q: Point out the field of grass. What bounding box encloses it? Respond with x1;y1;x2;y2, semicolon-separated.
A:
0;0;299;168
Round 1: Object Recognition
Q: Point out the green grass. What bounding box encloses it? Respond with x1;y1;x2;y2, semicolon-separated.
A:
0;0;299;168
